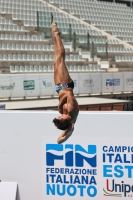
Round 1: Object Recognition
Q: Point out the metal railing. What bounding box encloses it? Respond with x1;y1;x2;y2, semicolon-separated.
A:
37;11;108;61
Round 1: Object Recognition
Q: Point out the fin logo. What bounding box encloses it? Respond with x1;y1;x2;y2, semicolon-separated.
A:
46;144;97;167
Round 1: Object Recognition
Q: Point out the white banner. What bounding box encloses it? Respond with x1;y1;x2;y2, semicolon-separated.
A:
123;72;133;92
79;73;101;94
78;73;92;94
0;75;14;98
102;73;113;93
39;74;54;96
90;73;102;94
0;72;133;98
113;73;123;92
10;74;25;98
23;74;40;97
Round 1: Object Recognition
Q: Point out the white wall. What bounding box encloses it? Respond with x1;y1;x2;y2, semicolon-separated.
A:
0;111;133;200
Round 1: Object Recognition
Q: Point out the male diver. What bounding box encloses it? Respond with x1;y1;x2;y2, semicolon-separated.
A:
52;22;79;144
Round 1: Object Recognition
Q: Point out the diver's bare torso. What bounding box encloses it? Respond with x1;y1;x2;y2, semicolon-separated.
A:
58;88;79;123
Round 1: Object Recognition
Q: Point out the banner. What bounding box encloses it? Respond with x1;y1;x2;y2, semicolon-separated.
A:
78;73;101;94
78;73;92;94
40;74;54;96
102;73;123;93
102;73;113;93
0;75;15;98
0;111;133;200
23;74;40;97
112;73;123;92
90;73;102;94
10;74;25;98
123;72;133;92
0;72;133;98
43;136;133;199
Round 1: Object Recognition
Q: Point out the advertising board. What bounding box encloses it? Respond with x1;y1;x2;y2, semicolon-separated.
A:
0;112;133;200
43;137;133;199
0;75;15;98
78;73;101;94
0;72;133;98
40;74;54;96
123;72;133;92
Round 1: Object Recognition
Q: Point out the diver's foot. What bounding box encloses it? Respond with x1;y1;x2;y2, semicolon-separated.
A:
51;22;61;37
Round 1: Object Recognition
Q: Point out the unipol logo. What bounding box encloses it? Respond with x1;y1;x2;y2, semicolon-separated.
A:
46;144;97;167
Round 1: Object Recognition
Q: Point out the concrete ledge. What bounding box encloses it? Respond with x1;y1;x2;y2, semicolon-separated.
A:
107;68;119;72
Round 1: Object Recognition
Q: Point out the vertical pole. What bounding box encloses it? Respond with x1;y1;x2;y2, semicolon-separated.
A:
73;32;76;51
51;13;53;24
37;11;39;32
113;0;115;3
106;42;108;61
130;1;132;8
92;42;94;61
51;13;54;40
69;24;72;41
87;33;90;51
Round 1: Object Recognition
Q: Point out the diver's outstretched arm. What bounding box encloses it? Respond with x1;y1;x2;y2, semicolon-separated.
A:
57;124;74;144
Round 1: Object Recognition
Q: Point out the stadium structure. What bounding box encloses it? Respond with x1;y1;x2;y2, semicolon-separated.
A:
0;0;133;110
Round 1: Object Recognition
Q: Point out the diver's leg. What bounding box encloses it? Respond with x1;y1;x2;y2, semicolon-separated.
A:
52;22;72;85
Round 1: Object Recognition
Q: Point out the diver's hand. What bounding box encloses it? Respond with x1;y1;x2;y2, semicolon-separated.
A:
68;123;74;136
